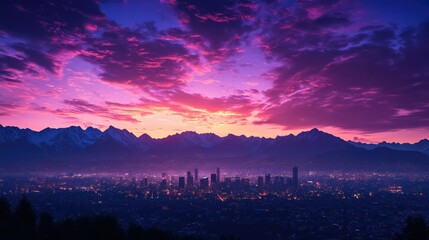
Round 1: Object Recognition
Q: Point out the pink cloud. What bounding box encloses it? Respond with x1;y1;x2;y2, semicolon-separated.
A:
57;99;140;123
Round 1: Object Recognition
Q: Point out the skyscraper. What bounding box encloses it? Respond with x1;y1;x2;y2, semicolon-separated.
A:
186;171;193;188
160;178;167;190
194;168;199;182
216;167;220;182
211;173;217;186
274;176;282;189
178;177;185;189
200;177;209;189
257;176;263;187
265;174;271;185
293;167;298;187
142;178;148;188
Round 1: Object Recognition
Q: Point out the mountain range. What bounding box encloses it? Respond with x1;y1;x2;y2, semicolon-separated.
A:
1;124;428;172
350;140;429;156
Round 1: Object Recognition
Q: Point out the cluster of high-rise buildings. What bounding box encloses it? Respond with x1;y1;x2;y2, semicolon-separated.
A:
137;167;299;192
257;166;299;188
168;167;299;191
177;167;221;190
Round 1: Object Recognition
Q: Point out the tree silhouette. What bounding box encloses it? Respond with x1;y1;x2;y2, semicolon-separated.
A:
0;196;11;218
127;222;173;240
0;197;239;240
395;216;429;240
220;235;240;240
15;196;37;227
14;196;37;239
0;196;16;239
39;211;54;240
52;215;125;240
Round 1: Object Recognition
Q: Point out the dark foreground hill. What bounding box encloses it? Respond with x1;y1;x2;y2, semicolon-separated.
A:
0;196;212;240
1;197;427;240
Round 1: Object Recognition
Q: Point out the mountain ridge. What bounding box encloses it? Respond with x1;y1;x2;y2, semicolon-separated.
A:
0;125;428;172
1;124;427;145
350;139;429;156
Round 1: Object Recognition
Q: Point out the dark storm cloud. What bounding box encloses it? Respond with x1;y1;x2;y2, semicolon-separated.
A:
293;12;350;31
165;0;258;62
256;0;429;132
81;26;199;89
0;43;59;82
0;55;26;83
11;43;58;73
0;0;104;82
0;0;104;42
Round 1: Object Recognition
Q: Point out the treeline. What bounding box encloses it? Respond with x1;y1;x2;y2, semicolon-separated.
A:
394;216;429;240
0;196;237;240
1;196;428;240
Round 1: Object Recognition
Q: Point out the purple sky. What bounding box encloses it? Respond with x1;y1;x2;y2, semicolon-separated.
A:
0;0;428;142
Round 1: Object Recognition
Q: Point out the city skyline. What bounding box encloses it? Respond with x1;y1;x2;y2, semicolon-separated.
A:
0;1;429;143
1;1;429;239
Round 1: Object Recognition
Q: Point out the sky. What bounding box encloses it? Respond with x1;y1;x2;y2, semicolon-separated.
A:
0;0;428;143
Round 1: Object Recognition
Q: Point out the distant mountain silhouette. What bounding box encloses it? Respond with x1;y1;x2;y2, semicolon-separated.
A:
0;124;428;172
350;139;429;156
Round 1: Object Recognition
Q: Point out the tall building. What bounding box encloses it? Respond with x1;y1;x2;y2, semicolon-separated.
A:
142;178;148;188
216;167;220;182
160;178;167;190
241;178;250;186
194;168;199;182
265;174;271;185
293;167;298;187
186;171;194;188
274;176;281;184
257;176;263;187
200;177;209;189
178;176;185;189
211;173;217;186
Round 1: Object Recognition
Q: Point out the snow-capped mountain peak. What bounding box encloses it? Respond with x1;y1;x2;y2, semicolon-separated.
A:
103;126;138;146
